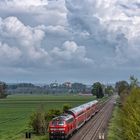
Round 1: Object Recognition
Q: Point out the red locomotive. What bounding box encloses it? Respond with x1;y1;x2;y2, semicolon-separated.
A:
49;100;99;140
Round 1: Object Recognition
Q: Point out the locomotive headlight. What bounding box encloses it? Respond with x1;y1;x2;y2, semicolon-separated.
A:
51;128;56;130
58;128;65;130
50;128;65;131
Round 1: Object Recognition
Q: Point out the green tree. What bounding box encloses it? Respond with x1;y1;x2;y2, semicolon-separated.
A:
129;75;139;88
115;81;130;105
0;82;7;98
105;85;114;96
71;83;86;93
29;105;47;135
121;88;140;140
115;81;129;96
63;104;72;113
47;109;61;120
92;82;104;98
29;106;61;135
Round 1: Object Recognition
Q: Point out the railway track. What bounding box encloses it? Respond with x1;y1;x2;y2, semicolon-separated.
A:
70;97;115;140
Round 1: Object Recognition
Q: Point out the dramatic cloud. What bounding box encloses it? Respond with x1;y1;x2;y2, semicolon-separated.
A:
0;0;140;83
66;0;140;67
0;16;91;68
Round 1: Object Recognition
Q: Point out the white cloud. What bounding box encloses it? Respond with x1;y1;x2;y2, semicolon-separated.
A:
44;25;69;36
0;0;67;26
0;42;21;65
1;17;45;46
51;41;93;64
0;0;48;7
0;17;49;67
0;17;92;69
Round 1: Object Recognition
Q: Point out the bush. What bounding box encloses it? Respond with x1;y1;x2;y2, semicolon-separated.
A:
121;88;140;140
29;106;62;135
63;104;71;113
29;106;47;135
46;109;61;120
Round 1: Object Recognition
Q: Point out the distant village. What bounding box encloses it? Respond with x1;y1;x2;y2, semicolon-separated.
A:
7;82;92;95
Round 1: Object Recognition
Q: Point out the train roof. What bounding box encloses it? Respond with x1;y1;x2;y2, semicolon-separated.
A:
80;100;98;109
88;100;98;105
52;114;73;121
69;100;98;115
68;106;84;115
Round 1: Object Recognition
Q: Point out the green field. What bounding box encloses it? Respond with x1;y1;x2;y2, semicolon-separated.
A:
0;94;95;140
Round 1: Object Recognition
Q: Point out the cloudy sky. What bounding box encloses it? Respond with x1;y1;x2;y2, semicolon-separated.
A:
0;0;140;84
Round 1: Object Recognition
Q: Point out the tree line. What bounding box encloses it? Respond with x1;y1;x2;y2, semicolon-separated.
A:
109;75;140;140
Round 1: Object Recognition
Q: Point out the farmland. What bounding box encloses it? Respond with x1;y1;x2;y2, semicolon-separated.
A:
0;94;95;140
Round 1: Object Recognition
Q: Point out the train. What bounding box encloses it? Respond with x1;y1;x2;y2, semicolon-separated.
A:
48;100;99;140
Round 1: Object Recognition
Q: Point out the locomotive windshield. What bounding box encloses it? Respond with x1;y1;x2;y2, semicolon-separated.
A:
58;120;64;126
52;121;57;126
52;120;64;126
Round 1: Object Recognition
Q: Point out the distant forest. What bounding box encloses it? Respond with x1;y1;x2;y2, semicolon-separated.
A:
7;82;91;94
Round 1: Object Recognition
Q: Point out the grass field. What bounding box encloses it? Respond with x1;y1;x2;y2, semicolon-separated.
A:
0;94;95;140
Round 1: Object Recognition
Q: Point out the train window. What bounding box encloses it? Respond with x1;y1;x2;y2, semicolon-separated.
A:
52;121;57;126
52;120;64;126
66;118;74;124
77;111;84;117
58;121;64;126
87;107;90;110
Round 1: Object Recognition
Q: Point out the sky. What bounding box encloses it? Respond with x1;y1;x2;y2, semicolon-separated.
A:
0;0;140;84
